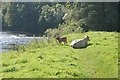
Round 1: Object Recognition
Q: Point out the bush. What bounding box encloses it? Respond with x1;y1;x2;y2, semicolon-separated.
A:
45;19;83;38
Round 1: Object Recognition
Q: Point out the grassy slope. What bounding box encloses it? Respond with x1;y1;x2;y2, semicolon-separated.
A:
0;31;118;78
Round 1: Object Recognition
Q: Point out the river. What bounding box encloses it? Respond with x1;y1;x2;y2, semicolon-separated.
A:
0;31;42;53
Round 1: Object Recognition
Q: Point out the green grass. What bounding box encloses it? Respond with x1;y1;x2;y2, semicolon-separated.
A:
0;31;118;78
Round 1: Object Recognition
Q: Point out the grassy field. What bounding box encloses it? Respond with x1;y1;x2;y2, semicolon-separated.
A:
0;31;118;78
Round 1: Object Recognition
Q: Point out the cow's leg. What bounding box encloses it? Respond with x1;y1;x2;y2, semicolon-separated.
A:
64;41;67;45
64;42;66;45
59;41;62;45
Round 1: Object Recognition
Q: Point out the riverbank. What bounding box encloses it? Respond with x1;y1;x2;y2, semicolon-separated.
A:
0;31;118;78
0;31;42;53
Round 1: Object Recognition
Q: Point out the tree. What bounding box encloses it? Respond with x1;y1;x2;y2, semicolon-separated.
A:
79;2;118;31
38;4;65;33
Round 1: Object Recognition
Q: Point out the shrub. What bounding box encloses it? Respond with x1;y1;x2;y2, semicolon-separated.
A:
45;19;83;38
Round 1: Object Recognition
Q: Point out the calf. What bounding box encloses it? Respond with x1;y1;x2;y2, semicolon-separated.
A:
56;36;67;45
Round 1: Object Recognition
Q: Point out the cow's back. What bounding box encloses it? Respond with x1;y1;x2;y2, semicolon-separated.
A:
73;40;86;48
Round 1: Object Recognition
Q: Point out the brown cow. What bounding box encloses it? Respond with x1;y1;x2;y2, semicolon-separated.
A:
56;36;67;45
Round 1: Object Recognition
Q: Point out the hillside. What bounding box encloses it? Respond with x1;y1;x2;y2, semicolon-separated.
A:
0;31;118;78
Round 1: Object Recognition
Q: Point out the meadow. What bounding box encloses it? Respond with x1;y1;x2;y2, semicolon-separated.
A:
0;31;118;78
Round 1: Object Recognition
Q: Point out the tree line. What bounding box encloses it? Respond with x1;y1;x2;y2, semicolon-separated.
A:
1;2;119;35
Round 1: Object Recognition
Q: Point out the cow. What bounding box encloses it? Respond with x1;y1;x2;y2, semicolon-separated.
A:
56;36;67;45
70;36;90;48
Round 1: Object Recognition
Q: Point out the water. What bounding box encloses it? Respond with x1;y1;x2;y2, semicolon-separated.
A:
0;32;42;53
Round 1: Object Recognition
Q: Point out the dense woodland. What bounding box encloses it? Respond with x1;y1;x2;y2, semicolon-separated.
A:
1;2;119;35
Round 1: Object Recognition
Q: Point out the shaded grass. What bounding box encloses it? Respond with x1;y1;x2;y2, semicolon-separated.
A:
0;31;118;78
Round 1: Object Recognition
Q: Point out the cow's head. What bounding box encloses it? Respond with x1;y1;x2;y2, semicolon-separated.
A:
84;36;90;41
55;37;60;40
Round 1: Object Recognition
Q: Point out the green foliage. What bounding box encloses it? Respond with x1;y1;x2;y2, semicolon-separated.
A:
45;28;61;37
2;2;65;34
80;3;118;31
2;2;119;34
38;4;65;33
45;19;83;38
1;32;118;78
16;39;42;52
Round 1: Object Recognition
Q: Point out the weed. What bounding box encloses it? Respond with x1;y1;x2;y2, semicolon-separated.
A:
37;55;43;59
2;63;10;67
21;59;28;63
2;67;18;72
